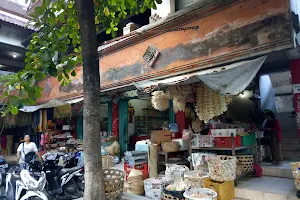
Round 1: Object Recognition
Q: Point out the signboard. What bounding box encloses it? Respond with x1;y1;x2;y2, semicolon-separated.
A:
293;84;300;94
142;45;160;67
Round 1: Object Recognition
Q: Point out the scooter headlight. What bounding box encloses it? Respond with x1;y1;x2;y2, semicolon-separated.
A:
20;170;46;191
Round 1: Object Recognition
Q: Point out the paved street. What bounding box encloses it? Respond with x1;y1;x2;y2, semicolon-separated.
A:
75;193;151;200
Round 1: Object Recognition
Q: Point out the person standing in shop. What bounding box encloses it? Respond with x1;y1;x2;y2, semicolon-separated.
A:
263;110;283;165
17;135;41;164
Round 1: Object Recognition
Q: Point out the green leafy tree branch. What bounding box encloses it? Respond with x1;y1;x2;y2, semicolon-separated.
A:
0;0;161;116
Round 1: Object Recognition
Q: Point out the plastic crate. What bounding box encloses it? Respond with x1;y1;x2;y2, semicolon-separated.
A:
203;178;234;200
214;136;241;148
242;134;256;146
124;162;149;180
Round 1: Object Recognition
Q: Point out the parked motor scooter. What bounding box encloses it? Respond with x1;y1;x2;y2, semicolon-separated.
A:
0;156;8;186
42;152;84;199
5;165;47;200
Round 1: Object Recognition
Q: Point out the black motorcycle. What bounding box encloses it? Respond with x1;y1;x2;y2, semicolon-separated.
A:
42;152;84;200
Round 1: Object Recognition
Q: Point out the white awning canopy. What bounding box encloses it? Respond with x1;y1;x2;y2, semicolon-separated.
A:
20;97;83;113
134;56;267;95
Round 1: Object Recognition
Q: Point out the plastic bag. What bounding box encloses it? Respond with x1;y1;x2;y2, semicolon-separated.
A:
182;126;193;140
165;164;189;181
191;153;215;173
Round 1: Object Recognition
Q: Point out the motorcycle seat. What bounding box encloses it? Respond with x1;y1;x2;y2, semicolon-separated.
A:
57;166;82;178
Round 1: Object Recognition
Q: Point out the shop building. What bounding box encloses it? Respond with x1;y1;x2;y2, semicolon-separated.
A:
30;0;299;155
12;0;300;199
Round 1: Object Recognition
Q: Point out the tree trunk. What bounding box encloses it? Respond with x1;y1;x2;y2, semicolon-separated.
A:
76;1;105;200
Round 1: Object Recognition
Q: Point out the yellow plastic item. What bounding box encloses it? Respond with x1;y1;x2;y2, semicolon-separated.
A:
203;178;234;200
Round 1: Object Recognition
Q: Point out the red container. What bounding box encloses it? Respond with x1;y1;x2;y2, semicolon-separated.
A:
124;162;149;180
214;136;242;148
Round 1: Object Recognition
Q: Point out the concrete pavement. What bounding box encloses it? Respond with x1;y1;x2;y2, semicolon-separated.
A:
75;193;151;200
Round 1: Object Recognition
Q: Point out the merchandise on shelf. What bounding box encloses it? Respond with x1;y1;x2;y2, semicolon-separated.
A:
192;134;214;147
214;136;242;148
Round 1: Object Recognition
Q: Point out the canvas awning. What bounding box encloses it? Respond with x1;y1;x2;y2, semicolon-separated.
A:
133;56;267;95
20;97;84;113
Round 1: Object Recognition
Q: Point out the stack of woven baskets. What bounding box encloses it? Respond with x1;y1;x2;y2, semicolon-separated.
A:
124;169;144;195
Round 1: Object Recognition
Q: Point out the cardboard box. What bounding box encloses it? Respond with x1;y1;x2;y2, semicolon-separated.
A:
2;150;7;156
150;130;171;145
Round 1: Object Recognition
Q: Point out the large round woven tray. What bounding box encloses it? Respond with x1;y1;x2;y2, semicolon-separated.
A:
104;169;125;200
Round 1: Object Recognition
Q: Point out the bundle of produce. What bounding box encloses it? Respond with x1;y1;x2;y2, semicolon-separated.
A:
164;181;189;199
151;91;169;111
184;170;208;188
184;188;217;200
194;83;232;123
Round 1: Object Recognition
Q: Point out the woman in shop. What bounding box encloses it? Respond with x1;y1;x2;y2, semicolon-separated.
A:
263;110;283;165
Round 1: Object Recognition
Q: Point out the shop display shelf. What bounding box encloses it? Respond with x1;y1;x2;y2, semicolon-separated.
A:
191;145;253;151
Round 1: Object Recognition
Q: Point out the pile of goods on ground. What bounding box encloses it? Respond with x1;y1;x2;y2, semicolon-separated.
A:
139;153;237;200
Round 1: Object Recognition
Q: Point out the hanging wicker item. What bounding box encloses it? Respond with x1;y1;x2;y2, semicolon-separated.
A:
151;91;169;111
166;86;180;99
194;83;232;123
173;97;186;113
192;118;203;133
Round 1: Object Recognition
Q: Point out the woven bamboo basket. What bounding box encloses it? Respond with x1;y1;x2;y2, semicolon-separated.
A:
161;141;179;152
290;162;300;190
104;169;125;200
162;192;185;200
207;155;237;182
236;155;254;172
291;162;300;173
102;156;114;169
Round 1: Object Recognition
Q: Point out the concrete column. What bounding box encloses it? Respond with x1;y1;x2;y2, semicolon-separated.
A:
290;59;300;141
112;100;119;136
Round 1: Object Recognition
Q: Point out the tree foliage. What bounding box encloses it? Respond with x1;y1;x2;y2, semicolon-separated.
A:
0;0;161;116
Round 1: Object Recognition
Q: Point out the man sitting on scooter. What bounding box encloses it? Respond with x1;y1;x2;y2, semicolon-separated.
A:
16;135;42;164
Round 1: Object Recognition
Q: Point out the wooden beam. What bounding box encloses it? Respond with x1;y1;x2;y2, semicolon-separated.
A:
0;58;24;68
